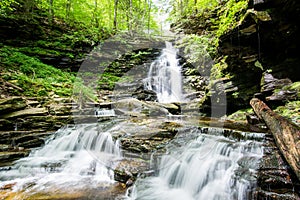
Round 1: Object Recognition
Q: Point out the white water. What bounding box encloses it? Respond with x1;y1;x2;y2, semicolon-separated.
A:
128;129;264;200
95;108;116;117
0;123;121;192
144;42;184;103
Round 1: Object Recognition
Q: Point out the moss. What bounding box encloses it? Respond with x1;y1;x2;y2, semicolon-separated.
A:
283;82;300;98
274;101;300;125
0;45;95;100
227;108;254;121
210;56;229;80
98;72;121;90
216;0;249;36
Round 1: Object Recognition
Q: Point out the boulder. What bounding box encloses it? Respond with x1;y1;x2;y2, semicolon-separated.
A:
114;158;149;184
132;88;157;101
112;98;169;117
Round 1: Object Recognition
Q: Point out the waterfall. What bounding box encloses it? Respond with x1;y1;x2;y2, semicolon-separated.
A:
144;42;184;103
128;128;264;200
0;123;121;192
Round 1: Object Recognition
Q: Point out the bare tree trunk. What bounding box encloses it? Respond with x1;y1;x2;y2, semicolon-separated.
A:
250;98;300;181
24;0;34;20
93;0;99;28
113;0;118;30
66;0;71;21
147;0;151;34
128;0;132;33
49;0;54;23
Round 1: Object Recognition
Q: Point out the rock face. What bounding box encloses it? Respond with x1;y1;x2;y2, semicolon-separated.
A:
0;96;76;164
206;0;300;114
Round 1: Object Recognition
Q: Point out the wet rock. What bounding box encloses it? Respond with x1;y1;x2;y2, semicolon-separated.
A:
0;130;52;148
246;114;262;125
0;97;27;114
0;144;10;152
48;104;72;116
112;98;169;117
1;108;48;119
110;119;181;153
256;135;300;199
0;151;30;164
158;121;182;133
114;158;149;184
261;73;292;93
0;119;13;131
132;88;157;101
255;190;299;200
153;102;180;115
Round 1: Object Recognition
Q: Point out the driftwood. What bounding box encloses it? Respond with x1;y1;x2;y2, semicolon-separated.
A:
250;98;300;181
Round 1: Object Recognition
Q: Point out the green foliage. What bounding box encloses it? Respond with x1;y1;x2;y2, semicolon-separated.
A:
274;101;300;125
98;72;121;90
35;0;158;34
2;0;159;40
0;0;18;15
0;46;94;100
216;0;249;36
254;60;263;71
169;0;219;21
227;108;254;121
177;34;218;60
176;34;218;76
169;0;249;82
210;56;229;80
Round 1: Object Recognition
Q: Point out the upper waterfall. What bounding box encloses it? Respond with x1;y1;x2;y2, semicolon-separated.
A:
144;42;184;103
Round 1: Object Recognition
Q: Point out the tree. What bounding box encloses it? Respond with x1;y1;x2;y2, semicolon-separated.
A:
49;0;54;23
66;0;71;21
114;0;118;30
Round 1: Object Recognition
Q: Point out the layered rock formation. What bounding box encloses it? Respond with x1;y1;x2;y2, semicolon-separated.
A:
215;0;300;113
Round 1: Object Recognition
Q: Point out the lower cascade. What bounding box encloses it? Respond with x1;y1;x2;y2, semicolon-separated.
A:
127;128;264;200
0;123;121;196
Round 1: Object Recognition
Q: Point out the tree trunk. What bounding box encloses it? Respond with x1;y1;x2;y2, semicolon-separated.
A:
66;0;71;21
147;0;151;34
113;0;118;30
194;0;198;13
49;0;54;23
250;98;300;181
128;0;132;33
93;0;99;28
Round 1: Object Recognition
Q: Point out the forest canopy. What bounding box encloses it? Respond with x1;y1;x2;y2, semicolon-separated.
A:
0;0;159;35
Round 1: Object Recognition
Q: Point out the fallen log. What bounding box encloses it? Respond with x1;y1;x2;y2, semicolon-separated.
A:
250;98;300;181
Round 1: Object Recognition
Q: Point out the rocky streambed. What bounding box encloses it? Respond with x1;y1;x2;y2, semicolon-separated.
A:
0;93;299;199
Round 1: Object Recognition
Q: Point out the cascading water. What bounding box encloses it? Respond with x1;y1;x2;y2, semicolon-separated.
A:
128;128;264;200
95;108;116;117
144;42;184;103
0;123;121;195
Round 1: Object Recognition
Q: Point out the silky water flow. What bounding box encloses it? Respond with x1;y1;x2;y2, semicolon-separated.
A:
127;128;264;200
0;123;121;195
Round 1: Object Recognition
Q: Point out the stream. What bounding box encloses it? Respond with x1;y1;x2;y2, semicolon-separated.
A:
0;43;265;199
127;128;263;200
